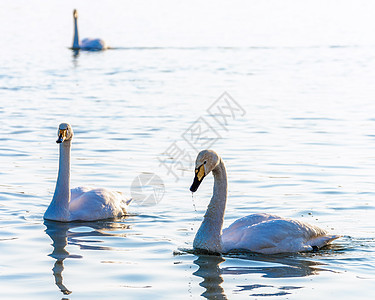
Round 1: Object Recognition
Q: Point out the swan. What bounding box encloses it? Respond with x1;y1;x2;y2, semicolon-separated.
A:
44;123;130;222
190;150;340;254
72;9;108;51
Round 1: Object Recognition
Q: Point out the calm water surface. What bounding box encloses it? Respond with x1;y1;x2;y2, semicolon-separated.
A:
1;1;375;299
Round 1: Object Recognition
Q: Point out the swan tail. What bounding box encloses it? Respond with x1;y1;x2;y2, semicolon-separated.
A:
125;198;133;206
309;234;341;249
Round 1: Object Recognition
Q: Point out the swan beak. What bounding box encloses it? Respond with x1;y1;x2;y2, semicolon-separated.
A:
190;164;206;192
56;129;67;143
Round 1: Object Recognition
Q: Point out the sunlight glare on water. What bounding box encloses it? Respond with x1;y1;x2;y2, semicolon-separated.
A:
1;0;375;299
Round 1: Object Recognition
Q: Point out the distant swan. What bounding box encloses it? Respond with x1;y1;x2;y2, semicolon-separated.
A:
72;9;108;51
44;123;130;222
190;150;340;254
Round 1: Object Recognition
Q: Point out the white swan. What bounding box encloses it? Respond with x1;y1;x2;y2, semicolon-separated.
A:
44;123;130;222
190;150;340;254
72;9;108;51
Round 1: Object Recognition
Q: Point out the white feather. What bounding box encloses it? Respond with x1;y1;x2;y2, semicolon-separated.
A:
44;123;129;222
191;150;340;254
72;9;108;51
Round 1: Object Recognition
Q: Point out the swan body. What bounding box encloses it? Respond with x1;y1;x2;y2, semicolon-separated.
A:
72;9;108;51
79;38;107;51
44;123;130;222
190;150;340;254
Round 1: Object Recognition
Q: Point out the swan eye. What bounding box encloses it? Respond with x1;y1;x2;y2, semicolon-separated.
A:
204;161;207;164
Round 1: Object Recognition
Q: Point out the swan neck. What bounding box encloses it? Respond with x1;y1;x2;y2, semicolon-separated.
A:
52;141;71;208
209;158;228;228
73;16;80;49
194;158;228;253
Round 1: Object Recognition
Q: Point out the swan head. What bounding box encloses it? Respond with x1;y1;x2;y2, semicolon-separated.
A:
56;123;74;144
190;150;220;192
73;9;78;19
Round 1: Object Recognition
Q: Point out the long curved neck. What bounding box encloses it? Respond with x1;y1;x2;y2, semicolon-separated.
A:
49;141;71;220
193;158;228;253
73;17;80;49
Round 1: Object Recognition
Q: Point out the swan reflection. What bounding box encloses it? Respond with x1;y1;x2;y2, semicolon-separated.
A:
193;255;227;300
44;219;131;295
193;251;334;299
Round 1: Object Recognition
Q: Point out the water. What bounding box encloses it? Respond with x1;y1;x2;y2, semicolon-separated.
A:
1;0;375;298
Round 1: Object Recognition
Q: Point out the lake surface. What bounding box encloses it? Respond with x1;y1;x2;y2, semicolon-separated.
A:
1;0;375;299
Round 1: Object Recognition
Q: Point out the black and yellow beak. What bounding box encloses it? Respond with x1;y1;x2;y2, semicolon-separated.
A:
190;164;206;192
56;129;67;143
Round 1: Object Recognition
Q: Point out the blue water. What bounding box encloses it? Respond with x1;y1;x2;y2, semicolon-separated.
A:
1;0;375;299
